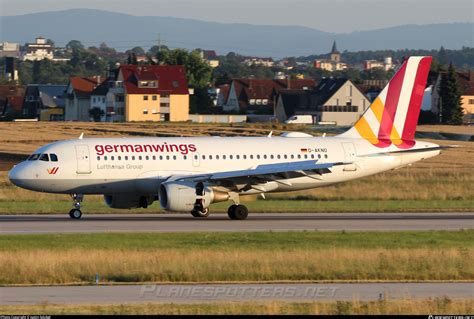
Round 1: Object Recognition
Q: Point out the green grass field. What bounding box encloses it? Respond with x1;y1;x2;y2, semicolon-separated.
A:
1;231;472;285
1;299;472;315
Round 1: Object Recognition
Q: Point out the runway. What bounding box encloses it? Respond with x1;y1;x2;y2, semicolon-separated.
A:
0;213;473;234
1;283;472;305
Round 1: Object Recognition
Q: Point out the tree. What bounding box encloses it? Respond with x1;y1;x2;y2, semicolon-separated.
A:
438;46;448;66
89;107;104;122
66;40;84;51
127;46;145;56
438;63;463;124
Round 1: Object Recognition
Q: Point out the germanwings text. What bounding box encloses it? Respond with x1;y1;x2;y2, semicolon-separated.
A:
95;143;197;156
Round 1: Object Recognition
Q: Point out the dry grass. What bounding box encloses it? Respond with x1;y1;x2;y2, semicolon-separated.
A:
0;299;472;315
1;248;472;285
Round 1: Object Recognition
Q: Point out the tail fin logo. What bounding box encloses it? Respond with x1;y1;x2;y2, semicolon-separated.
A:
353;56;432;149
47;167;59;175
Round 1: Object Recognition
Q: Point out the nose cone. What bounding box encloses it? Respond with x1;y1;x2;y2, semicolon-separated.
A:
8;163;31;189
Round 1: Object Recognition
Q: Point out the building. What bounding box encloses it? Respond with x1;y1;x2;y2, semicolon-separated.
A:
313;41;348;72
197;49;220;68
275;78;370;126
107;65;190;122
219;78;316;113
0;85;25;116
242;57;274;67
364;57;394;71
90;79;110;121
0;42;20;58
65;76;106;121
23;84;66;120
22;37;54;61
3;57;19;82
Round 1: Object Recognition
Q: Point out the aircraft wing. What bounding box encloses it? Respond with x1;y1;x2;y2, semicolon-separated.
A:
172;160;347;183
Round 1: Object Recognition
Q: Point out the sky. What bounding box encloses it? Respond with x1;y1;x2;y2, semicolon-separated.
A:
0;0;472;33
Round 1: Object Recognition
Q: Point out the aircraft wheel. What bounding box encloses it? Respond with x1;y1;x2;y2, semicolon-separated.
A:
227;204;237;219
69;209;82;219
229;204;248;220
191;207;210;218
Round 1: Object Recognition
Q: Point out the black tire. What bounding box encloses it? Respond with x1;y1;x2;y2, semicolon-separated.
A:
191;208;210;218
227;204;237;219
231;205;248;220
69;209;82;219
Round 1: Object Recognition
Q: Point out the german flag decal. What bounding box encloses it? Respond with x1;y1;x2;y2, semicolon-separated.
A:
300;148;308;153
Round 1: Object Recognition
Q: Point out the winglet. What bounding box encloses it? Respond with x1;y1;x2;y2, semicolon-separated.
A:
78;133;84;140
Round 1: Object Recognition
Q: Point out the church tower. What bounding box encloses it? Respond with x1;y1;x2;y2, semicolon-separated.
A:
330;40;341;63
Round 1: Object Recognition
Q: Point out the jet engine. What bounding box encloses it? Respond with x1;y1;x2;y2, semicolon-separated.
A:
104;194;155;209
159;181;229;212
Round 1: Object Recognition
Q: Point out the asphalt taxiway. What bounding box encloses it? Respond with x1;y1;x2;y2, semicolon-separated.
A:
1;283;472;305
0;212;472;234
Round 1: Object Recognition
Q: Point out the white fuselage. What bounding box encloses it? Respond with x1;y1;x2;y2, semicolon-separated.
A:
8;135;440;197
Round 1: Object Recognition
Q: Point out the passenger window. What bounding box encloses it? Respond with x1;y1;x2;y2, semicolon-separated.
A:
132;156;135;160
173;155;176;160
216;155;220;160
229;155;233;160
39;154;49;161
50;154;58;162
284;155;287;159
298;155;301;159
257;155;260;159
209;155;213;160
145;156;149;160
318;154;321;159
111;156;115;160
311;154;315;159
194;155;198;160
118;156;122;160
159;156;163;160
270;155;274;159
138;156;142;160
97;156;101;161
263;155;267;159
324;154;328;159
125;156;129;160
250;155;253;159
304;154;308;159
291;154;294;159
243;155;247;159
223;155;226;160
277;155;281;159
183;155;187;160
202;155;206;160
104;156;108;160
152;156;156;160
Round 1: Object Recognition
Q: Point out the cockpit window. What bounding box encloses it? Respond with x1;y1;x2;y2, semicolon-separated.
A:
28;154;40;161
39;154;49;161
50;154;58;162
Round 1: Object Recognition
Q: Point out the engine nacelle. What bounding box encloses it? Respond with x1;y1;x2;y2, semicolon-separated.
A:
159;181;229;212
104;194;155;209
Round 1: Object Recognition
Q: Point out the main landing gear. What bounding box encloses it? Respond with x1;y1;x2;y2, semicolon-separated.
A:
227;204;248;220
189;183;249;220
69;194;83;219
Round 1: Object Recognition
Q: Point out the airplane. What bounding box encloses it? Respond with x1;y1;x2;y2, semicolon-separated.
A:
8;56;444;220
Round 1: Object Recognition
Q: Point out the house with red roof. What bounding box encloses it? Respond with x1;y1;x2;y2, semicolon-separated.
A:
65;76;106;121
0;85;25;116
109;65;190;122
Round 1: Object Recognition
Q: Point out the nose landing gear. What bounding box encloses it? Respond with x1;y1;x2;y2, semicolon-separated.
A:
69;194;83;219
